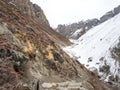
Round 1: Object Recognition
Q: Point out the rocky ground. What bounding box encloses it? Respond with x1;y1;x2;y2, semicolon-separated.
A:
0;0;114;90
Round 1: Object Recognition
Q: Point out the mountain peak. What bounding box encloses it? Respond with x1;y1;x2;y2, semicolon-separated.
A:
7;0;49;26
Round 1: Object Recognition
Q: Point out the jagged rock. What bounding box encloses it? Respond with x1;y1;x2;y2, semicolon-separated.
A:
114;5;120;15
99;65;110;73
7;0;49;26
56;19;99;39
100;11;115;23
97;5;120;23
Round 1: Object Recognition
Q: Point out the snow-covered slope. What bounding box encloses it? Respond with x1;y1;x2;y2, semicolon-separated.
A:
63;13;120;83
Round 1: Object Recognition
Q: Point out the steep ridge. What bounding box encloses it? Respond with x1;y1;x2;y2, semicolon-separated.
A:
56;5;120;40
7;0;49;26
7;0;71;46
63;12;120;89
0;0;112;90
56;19;99;39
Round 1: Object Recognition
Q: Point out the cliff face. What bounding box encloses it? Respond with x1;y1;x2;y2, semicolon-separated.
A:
0;0;113;90
7;0;49;26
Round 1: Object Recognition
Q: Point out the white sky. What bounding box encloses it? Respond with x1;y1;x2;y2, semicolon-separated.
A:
31;0;120;28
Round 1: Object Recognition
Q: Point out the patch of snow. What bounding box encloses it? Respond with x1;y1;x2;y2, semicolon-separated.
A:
85;26;88;30
73;29;83;36
63;13;120;80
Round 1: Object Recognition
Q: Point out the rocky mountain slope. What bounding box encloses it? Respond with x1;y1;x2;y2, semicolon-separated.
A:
56;5;120;39
0;0;113;90
63;12;120;89
7;0;49;26
56;19;99;39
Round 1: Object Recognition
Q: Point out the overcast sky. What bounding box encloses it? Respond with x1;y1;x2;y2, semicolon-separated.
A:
31;0;120;28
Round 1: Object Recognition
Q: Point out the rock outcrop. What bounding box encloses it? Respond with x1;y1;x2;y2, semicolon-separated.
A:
0;0;113;90
7;0;49;26
100;5;120;23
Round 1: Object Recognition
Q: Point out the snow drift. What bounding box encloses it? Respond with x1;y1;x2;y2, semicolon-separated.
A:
63;13;120;84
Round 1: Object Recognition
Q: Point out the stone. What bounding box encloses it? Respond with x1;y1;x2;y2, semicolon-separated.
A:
99;65;110;72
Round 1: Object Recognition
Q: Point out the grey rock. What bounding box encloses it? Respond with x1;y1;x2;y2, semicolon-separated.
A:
100;11;115;23
56;19;99;39
99;65;110;73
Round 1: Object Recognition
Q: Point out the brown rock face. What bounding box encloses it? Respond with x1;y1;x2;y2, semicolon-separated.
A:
0;0;113;90
8;0;49;26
